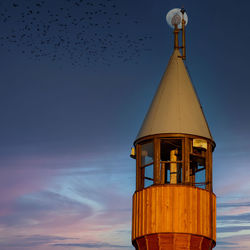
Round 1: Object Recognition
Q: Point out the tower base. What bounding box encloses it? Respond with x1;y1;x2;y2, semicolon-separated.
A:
133;233;215;250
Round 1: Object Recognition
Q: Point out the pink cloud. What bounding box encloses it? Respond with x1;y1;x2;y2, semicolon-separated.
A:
0;167;55;217
217;234;250;249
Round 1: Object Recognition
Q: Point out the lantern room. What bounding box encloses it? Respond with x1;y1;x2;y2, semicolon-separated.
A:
134;135;214;191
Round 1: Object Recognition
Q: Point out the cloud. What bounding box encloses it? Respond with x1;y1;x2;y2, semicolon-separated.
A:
0;151;133;221
0;159;133;248
216;234;250;250
217;200;250;216
52;242;129;248
216;240;238;246
0;166;55;217
217;213;250;223
0;234;76;248
0;235;132;250
218;201;250;208
217;226;250;233
0;148;134;249
0;190;93;228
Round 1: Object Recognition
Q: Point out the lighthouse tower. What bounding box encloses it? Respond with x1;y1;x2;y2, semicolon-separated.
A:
131;9;216;250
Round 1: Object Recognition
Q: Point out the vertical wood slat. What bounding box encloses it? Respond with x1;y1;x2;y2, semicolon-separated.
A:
155;187;159;233
205;191;208;236
132;192;135;239
159;186;164;233
145;189;149;235
213;194;216;241
137;192;141;237
151;187;156;233
132;185;216;243
141;189;147;238
135;192;138;239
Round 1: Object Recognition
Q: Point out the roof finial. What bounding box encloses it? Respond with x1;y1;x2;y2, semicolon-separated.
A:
171;14;181;49
166;8;188;60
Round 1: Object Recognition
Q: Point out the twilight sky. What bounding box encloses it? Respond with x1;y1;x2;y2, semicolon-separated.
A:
0;0;250;249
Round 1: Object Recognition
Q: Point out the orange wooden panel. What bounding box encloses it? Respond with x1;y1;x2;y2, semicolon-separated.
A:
132;185;216;243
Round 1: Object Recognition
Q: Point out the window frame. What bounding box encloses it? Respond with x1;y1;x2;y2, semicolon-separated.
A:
135;135;213;192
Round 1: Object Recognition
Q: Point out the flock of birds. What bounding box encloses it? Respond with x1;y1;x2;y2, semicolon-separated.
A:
0;0;153;67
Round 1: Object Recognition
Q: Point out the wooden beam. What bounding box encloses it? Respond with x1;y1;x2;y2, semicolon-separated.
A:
154;138;161;184
184;137;190;184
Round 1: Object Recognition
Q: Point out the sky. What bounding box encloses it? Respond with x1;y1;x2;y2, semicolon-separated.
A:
0;0;250;249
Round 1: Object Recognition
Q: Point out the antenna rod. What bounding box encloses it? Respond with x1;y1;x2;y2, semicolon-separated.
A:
181;8;186;60
174;24;179;49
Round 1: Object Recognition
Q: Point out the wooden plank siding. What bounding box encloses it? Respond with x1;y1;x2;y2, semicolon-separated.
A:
132;185;216;243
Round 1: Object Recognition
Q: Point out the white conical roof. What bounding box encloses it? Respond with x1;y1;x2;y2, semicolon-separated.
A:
136;49;213;141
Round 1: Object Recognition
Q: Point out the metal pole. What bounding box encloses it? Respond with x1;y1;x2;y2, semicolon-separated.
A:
174;24;179;49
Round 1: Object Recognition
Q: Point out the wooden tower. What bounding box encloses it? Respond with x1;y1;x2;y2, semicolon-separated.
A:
131;8;216;250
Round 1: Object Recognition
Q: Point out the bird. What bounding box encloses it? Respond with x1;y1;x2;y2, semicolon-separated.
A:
0;0;152;67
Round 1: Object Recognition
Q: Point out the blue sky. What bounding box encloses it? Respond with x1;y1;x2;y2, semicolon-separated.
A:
0;0;250;249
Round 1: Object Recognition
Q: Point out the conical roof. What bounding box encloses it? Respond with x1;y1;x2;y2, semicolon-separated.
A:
136;49;213;141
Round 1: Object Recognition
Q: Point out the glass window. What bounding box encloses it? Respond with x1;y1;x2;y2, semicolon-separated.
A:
160;139;183;184
140;142;154;188
161;139;182;161
160;162;182;184
141;142;154;166
144;164;154;188
190;148;206;189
